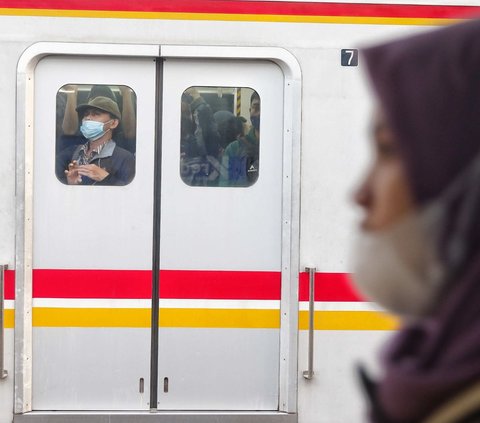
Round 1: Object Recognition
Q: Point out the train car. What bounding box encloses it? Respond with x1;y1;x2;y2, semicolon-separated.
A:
0;1;479;422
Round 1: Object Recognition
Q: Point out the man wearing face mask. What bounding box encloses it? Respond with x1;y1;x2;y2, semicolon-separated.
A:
351;20;480;423
56;96;135;186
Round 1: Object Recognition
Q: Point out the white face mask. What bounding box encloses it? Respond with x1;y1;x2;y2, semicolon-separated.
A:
350;201;446;319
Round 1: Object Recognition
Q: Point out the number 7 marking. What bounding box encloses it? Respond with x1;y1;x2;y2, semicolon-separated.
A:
345;49;355;66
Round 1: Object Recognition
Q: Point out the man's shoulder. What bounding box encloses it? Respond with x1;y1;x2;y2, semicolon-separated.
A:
59;142;81;156
246;128;259;144
111;143;135;160
224;140;241;156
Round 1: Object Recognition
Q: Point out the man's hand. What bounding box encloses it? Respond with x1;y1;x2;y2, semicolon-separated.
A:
65;161;82;185
76;164;109;182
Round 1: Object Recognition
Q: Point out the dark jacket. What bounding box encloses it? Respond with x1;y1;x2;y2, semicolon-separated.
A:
56;137;135;186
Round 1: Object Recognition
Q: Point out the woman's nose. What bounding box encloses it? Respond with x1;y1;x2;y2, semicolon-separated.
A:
354;172;373;209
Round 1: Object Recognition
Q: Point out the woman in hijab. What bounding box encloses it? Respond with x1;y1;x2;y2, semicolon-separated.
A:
352;19;480;423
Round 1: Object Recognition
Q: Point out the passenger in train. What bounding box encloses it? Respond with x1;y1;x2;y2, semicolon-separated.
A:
214;109;236;150
59;84;137;154
180;87;223;186
352;20;480;423
249;90;260;137
219;115;258;186
56;96;135;185
219;92;260;186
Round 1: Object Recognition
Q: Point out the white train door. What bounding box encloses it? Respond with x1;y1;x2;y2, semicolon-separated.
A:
18;45;299;417
31;55;157;410
157;57;284;409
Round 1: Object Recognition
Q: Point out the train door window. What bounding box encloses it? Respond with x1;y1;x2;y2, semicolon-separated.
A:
180;86;260;187
55;84;137;186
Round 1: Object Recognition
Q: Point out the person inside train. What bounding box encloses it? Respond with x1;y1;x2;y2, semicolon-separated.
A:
214;109;236;151
351;19;480;423
56;96;135;185
219;92;260;186
59;84;137;154
180;86;223;186
219;115;258;186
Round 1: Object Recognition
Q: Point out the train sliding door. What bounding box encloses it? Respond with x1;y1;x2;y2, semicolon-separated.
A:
157;58;284;409
26;49;288;414
32;56;156;410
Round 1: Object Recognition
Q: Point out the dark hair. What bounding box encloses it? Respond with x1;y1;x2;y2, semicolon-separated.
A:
233;116;245;136
250;91;260;105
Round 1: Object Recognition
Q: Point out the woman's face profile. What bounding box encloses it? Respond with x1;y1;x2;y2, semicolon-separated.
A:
354;110;415;232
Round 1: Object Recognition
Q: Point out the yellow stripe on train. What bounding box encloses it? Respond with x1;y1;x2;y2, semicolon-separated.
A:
15;307;400;330
299;310;398;331
4;309;14;329
0;8;454;26
31;307;280;329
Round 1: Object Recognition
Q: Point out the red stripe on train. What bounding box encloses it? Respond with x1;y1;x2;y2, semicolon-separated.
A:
299;271;363;302
33;269;151;299
0;1;477;19
31;269;282;300
4;270;15;300
160;269;281;300
5;269;362;301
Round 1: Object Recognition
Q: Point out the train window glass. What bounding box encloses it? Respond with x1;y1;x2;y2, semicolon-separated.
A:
55;84;137;186
180;86;260;187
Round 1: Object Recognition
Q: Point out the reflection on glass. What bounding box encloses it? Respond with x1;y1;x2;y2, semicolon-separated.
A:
180;86;260;187
55;84;137;186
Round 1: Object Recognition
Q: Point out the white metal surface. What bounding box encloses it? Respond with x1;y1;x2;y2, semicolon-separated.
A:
159;57;285;409
31;54;156;409
298;331;390;423
33;329;151;409
157;329;280;409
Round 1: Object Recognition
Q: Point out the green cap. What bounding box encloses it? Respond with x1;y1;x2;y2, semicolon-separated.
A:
76;96;121;120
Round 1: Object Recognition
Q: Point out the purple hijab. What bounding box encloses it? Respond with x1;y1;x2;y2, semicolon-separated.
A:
363;20;480;422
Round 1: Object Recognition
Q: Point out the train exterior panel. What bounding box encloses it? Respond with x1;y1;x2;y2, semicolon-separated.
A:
0;1;479;422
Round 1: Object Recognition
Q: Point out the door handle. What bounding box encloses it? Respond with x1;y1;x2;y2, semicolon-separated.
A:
0;264;8;379
302;266;315;380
